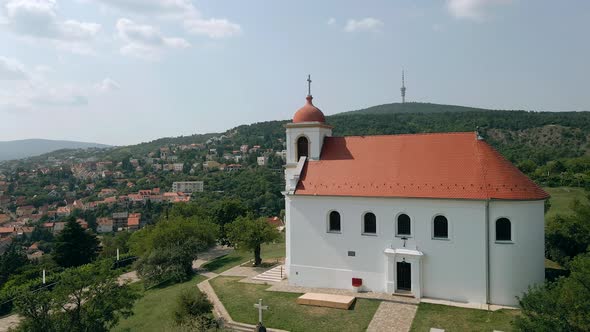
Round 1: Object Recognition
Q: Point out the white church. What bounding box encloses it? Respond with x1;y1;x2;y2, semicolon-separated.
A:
283;89;549;306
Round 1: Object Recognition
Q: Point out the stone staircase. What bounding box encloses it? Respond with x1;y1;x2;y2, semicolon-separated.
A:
252;265;286;283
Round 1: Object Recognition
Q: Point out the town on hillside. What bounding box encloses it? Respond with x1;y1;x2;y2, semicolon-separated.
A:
0;136;286;259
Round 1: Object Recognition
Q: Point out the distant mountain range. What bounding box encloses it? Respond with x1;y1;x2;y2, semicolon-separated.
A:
0;139;110;161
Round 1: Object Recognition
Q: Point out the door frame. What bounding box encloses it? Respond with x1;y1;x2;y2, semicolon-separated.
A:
384;248;423;298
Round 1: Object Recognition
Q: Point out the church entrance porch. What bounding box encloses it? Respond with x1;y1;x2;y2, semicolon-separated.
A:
384;248;423;299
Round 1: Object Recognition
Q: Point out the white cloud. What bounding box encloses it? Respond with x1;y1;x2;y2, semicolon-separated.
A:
447;0;512;21
327;17;336;25
116;18;189;59
0;56;28;80
94;0;241;39
94;0;195;17
184;18;241;39
344;17;383;32
0;56;117;111
3;0;101;53
94;78;120;93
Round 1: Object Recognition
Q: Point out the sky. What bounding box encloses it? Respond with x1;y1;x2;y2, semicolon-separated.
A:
0;0;589;145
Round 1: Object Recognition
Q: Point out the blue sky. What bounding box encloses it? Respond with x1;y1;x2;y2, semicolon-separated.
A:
0;0;589;145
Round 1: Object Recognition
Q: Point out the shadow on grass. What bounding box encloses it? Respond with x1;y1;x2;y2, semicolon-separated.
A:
201;255;244;272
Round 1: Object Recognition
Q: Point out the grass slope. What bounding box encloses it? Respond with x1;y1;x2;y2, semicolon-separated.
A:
211;277;380;332
112;274;206;332
544;186;588;219
410;303;519;332
202;236;285;274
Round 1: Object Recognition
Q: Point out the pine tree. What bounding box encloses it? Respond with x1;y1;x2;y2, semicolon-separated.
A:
53;219;99;268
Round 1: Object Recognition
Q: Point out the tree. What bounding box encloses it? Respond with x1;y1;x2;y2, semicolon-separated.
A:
0;246;29;285
13;288;54;332
130;216;217;287
13;262;139;332
514;252;590;332
213;198;246;244
226;216;280;266
53;219;99;268
99;231;132;258
545;199;590;266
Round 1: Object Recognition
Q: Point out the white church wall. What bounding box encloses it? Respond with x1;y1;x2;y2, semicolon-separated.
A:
489;200;545;306
287;195;490;304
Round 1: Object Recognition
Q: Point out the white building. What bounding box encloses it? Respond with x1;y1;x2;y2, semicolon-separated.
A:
172;181;204;193
257;156;268;166
283;93;548;306
173;163;184;172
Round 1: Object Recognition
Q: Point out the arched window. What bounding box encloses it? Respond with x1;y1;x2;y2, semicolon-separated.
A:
496;218;511;241
397;214;411;236
433;215;448;239
328;211;341;233
297;136;309;160
363;212;376;234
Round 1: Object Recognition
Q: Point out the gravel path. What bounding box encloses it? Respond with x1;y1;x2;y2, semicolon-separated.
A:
366;301;418;332
0;314;20;332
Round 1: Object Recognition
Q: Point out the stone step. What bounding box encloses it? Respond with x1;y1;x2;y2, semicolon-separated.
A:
253;276;283;282
252;265;286;283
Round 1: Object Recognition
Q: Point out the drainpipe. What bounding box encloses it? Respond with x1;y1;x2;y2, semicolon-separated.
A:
485;200;490;306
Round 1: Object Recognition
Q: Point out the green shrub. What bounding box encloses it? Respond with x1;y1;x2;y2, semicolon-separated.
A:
173;288;213;325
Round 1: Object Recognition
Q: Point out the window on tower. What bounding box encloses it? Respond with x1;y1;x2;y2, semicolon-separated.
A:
297;136;309;160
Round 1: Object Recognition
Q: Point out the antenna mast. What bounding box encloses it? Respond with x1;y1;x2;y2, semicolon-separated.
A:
400;70;406;103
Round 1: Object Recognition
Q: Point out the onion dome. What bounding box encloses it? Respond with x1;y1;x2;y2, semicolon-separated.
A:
292;95;326;123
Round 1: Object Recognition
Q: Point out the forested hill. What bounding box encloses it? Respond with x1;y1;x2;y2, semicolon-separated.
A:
337;102;499;115
11;102;590;188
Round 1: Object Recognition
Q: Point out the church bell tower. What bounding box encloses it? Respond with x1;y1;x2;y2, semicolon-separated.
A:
284;75;332;192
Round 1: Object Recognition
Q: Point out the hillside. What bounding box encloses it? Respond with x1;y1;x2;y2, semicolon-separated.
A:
0;139;110;161
337;102;500;115
6;103;590;175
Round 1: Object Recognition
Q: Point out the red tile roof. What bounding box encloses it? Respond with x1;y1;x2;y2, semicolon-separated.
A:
0;227;15;234
295;132;549;200
127;213;141;226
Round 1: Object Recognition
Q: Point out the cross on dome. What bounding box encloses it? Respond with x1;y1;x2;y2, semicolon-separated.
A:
292;75;326;123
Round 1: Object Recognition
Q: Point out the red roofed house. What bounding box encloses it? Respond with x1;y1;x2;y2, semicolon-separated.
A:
76;219;88;229
127;213;141;231
0;227;15;238
283;88;548;307
0;214;10;225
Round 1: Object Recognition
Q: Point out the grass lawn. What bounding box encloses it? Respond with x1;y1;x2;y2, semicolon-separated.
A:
410;303;520;332
544;186;588;219
112;274;206;332
202;235;285;273
210;276;380;332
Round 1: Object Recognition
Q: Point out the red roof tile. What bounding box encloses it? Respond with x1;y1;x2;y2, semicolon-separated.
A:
295;132;549;200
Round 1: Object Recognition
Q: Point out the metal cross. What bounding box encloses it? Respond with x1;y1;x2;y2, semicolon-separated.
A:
253;298;269;324
307;74;312;96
